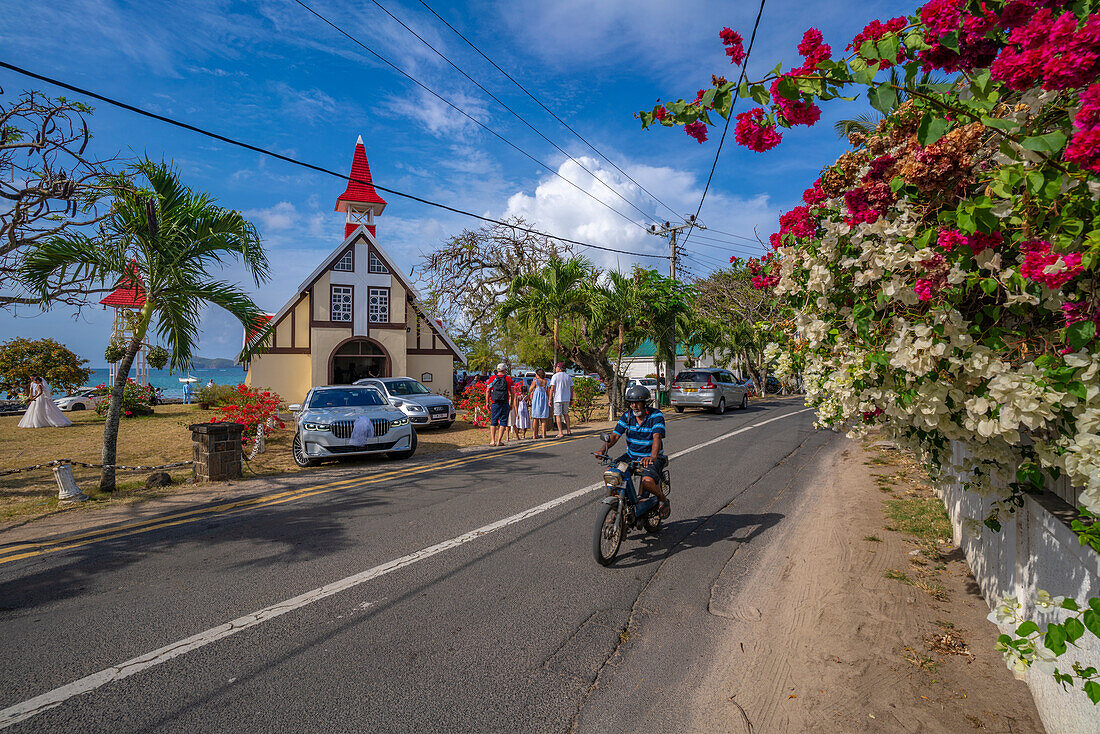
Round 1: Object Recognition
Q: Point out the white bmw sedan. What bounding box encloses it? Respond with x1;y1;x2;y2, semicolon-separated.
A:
289;385;415;467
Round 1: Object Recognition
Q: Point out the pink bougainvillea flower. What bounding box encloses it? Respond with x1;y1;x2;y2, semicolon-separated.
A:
1019;240;1085;288
769;78;822;126
802;178;828;206
720;27;746;65
850;16;907;67
653;106;669;122
914;279;935;301
685;120;709;143
936;229;1002;254
734;108;782;152
1075;84;1100;131
795;28;832;72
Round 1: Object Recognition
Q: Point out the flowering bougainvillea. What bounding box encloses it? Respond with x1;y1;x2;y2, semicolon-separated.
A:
210;384;285;442
640;0;1100;704
93;379;153;418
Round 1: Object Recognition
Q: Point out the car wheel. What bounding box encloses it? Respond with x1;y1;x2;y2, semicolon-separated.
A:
388;429;418;460
714;398;726;415
674;406;684;414
292;433;315;467
70;403;85;411
740;393;748;410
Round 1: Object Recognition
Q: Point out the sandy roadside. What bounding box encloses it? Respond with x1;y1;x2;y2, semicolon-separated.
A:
686;437;1045;734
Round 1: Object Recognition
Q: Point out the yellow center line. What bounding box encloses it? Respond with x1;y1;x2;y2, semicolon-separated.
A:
0;423;642;565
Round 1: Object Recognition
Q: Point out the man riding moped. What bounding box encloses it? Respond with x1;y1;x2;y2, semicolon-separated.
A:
597;384;670;519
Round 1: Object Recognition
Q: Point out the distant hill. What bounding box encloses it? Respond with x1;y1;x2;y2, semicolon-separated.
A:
190;357;237;369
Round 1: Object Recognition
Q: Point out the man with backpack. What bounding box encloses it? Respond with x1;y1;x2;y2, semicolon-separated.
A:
484;363;514;447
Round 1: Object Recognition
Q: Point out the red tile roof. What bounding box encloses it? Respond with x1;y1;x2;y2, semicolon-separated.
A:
335;135;387;213
98;263;146;308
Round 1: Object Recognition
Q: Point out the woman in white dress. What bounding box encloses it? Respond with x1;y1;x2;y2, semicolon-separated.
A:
18;376;73;428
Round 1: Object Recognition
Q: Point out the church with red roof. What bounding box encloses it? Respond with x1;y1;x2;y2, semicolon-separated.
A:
243;137;464;404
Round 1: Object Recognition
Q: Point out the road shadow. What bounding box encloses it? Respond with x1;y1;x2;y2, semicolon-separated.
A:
606;511;785;569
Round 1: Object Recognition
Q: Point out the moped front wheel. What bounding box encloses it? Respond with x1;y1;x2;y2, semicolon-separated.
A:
593;504;623;566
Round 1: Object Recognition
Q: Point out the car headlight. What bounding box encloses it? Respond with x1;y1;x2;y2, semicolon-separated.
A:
405;403;427;413
603;470;623;487
392;417;410;427
302;421;330;431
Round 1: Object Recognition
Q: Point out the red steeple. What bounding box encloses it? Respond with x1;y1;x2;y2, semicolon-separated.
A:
335;135;386;239
99;261;146;309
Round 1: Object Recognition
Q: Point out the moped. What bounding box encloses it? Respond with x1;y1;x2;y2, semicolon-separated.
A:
592;432;672;566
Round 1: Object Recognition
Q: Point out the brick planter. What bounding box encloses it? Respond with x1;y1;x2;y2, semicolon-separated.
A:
189;422;244;482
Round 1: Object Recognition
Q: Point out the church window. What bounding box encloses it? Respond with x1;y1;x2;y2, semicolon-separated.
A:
368;288;389;323
333;250;353;272
331;286;353;322
368;251;388;274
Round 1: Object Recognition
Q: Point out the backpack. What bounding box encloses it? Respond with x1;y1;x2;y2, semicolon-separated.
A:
489;376;509;402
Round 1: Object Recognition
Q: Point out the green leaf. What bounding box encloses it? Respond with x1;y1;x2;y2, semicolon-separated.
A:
1021;131;1068;154
1064;617;1085;643
1084;609;1100;638
737;80;750;99
869;84;898;114
917;114;950;146
859;39;878;60
877;35;899;62
1068;381;1088;400
1067;320;1097;350
981;116;1019;132
979;278;999;295
749;84;771;105
1062;598;1080;612
1085;680;1100;705
1045;623;1068;655
940;30;959;52
890;175;905;193
1016;620;1040;637
776;76;799;101
701;88;717;109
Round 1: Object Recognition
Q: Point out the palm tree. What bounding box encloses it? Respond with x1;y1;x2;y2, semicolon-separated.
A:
498;256;592;365
21;159;270;491
592;270;645;418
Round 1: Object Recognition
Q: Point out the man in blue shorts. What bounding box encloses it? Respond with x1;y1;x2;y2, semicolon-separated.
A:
599;384;670;518
484;363;514;447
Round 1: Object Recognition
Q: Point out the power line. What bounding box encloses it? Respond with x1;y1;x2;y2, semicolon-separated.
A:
364;0;662;227
705;225;768;244
292;0;651;237
690;231;764;249
0;60;668;261
685;237;765;257
680;0;767;252
416;0;685;223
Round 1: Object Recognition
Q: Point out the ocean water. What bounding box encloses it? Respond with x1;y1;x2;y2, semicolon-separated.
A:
83;367;248;399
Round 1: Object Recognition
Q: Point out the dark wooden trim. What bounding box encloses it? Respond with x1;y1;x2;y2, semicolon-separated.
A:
370;323;405;330
416;313;421;349
266;347;311;355
327;336;391;384
310;320;353;329
366;241;420;299
408;348;455;355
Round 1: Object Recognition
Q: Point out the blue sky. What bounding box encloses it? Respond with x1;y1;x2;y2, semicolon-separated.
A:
0;0;914;366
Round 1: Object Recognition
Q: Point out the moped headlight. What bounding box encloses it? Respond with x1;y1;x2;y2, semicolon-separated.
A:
603;470;622;487
302;421;330;431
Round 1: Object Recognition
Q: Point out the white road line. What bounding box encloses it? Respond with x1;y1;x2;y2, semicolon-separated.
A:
0;405;813;729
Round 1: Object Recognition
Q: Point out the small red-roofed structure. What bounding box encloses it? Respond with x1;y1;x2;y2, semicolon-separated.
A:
98;262;147;309
100;263;150;385
335;135;387;239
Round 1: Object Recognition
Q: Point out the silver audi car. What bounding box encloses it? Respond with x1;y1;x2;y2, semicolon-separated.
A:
289;385;415;467
354;377;456;428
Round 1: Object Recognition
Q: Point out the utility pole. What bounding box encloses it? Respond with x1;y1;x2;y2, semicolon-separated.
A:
647;216;705;396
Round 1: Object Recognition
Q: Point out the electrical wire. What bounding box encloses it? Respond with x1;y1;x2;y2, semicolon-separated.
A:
679;0;767;252
365;0;663;227
292;0;653;237
416;0;685;223
0;60;668;260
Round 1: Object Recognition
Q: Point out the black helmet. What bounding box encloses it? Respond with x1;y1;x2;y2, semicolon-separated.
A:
624;384;651;403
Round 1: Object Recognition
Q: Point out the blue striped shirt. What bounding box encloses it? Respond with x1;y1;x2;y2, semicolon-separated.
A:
614;408;666;459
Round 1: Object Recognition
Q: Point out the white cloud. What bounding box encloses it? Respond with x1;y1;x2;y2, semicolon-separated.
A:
244;201;299;231
501;156;774;274
272;82;339;124
383;88;490;138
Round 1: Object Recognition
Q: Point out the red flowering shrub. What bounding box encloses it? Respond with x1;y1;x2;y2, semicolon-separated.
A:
93;379;154;418
455;381;489;428
210;384;285;442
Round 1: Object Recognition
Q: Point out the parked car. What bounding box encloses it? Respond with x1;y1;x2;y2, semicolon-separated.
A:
627;377;659;393
55;387;105;412
669;368;749;414
354;376;456;428
583;373;607;393
289;385;415;467
737;379;757;397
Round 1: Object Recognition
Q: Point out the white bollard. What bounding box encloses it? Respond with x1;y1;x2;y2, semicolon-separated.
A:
52;462;88;503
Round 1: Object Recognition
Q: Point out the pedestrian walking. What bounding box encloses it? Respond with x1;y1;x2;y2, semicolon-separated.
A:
512;378;530;439
182;381;194;405
529;368;550;439
548;362;573;438
484;363;513;447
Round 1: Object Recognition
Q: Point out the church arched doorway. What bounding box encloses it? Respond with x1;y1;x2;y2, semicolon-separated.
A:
329;338;389;384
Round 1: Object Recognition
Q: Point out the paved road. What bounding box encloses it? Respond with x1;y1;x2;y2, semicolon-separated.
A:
0;400;834;732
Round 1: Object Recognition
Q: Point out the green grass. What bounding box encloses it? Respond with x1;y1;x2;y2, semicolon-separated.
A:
885;569;912;583
883;495;951;543
863;535;882;542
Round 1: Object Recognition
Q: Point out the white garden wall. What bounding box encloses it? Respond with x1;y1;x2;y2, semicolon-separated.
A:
937;443;1100;734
